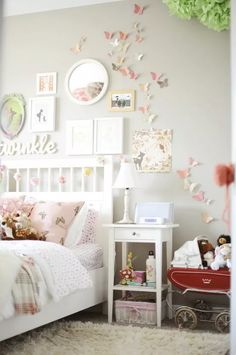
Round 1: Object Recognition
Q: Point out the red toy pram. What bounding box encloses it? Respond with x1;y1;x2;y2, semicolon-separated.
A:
167;267;231;332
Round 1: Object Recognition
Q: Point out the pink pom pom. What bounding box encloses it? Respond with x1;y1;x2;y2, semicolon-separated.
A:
214;164;234;186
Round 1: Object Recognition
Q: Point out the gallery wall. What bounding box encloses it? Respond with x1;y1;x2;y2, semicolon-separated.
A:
0;0;230;252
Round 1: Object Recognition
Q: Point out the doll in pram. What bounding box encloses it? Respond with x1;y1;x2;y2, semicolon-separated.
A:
167;236;231;333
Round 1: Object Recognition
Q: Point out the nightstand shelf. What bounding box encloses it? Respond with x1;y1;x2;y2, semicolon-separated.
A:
104;223;179;327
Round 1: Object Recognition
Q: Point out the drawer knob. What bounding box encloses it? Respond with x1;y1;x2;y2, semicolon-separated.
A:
132;232;136;236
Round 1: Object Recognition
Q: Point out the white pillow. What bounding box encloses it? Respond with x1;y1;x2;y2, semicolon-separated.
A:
64;202;89;247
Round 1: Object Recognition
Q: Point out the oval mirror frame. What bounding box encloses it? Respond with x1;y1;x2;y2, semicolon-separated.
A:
0;94;26;140
65;59;109;105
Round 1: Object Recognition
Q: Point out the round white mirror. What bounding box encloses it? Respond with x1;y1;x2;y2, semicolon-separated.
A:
65;59;109;105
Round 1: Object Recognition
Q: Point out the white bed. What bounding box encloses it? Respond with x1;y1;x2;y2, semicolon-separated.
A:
0;157;113;341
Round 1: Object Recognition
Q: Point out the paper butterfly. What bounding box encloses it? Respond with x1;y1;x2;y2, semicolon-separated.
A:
147;114;157;123
202;212;214;224
134;4;144;15
70;36;86;54
192;191;205;202
13;172;22;182
189;182;200;193
30;177;40;187
129;70;138;80
107;50;114;57
139;83;150;92
135;34;144;43
136;53;144;61
104;31;114;40
150;72;162;81
205;198;213;205
177;169;190;179
189;157;200;168
120;42;131;54
119;32;128;40
139;105;149;114
117;56;125;65
157;78;168;88
110;38;119;47
119;67;130;76
111;63;121;71
183;178;191;190
133;22;141;33
59;176;66;184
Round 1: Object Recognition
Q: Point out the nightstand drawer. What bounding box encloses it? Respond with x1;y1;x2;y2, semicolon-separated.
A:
114;228;160;241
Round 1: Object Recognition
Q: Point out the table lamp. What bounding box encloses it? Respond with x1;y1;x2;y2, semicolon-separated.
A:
113;161;138;224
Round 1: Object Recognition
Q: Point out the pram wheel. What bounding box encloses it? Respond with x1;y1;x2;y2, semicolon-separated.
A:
193;300;212;320
175;306;198;330
215;311;230;333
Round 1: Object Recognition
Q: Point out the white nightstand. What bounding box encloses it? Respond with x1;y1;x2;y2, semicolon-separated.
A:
104;223;179;327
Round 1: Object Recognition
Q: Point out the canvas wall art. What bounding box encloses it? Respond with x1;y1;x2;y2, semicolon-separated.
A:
132;129;172;172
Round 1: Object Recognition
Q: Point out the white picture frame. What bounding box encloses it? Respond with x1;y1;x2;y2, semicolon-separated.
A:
66;120;94;155
94;117;123;155
29;96;56;132
36;72;57;95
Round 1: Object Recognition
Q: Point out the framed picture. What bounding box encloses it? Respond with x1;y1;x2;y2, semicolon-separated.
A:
66;120;94;155
36;72;57;95
29;96;55;132
108;90;135;112
94;117;123;154
132;129;172;172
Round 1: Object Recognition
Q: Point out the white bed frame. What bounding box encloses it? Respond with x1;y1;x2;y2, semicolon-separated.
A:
0;157;113;341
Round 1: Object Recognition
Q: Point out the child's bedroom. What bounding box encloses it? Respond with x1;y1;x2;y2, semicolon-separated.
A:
0;0;235;354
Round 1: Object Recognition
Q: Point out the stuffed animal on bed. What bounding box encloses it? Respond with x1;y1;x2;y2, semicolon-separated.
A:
210;243;231;270
0;214;16;239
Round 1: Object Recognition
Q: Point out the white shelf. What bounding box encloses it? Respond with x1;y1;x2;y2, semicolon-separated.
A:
113;284;168;292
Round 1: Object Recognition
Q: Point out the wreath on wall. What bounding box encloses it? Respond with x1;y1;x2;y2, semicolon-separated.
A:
162;0;230;32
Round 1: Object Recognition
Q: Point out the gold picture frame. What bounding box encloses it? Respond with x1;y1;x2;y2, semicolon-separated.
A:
108;90;135;112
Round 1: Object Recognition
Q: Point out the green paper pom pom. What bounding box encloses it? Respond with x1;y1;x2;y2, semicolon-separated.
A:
194;0;230;31
162;0;196;20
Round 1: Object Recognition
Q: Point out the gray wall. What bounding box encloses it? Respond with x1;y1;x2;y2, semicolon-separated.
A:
1;0;230;254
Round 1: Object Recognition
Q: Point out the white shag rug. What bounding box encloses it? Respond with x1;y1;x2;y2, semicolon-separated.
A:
1;321;229;355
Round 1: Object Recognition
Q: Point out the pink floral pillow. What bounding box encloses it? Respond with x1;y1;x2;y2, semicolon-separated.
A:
0;197;34;216
78;209;97;244
30;201;84;245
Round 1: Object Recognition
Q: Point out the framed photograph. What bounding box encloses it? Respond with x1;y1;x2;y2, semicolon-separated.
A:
29;96;55;132
66;120;94;155
108;90;135;112
36;72;57;95
132;129;172;172
94;117;123;154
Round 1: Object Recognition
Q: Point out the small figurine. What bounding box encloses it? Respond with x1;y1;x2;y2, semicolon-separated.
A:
119;251;136;285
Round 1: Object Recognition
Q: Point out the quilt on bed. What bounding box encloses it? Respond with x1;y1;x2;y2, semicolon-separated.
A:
0;240;92;320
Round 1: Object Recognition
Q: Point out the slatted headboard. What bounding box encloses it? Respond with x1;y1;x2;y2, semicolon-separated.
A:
0;156;114;262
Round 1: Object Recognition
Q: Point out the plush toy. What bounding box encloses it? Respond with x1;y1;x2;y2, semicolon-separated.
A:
210;243;231;270
13;211;32;230
198;238;214;267
217;234;231;247
0;214;16;239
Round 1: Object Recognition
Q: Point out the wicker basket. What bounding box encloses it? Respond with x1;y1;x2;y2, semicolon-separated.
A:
115;299;166;325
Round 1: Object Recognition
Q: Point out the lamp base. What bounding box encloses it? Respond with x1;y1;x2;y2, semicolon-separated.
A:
116;217;134;224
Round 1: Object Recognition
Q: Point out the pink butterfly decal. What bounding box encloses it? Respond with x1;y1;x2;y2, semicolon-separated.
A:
150;72;161;81
135;34;144;43
202;212;214;224
134;4;144;15
104;31;114;40
111;63;121;71
189;157;200;168
119;32;128;40
176;169;190;179
192;191;205;202
70;36;86;54
129;70;138;80
139;105;149;114
119;67;130;76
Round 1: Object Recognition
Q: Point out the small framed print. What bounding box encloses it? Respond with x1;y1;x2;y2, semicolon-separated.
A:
36;72;57;95
66;120;94;155
29;96;55;132
94;117;123;154
108;90;135;112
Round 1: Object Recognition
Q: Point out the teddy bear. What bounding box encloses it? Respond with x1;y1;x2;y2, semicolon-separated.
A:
12;211;46;241
210;243;231;270
0;214;16;239
198;238;214;267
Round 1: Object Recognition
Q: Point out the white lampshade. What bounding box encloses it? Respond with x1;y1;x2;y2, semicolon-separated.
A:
113;162;138;189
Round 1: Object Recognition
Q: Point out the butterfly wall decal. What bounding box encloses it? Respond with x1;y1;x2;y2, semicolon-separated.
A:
70;36;86;54
135;53;144;61
139;83;150;92
150;72;169;88
104;31;114;40
139;105;149;114
147;114;157;123
135;34;144;43
134;4;144;15
204;198;213;205
192;191;205;202
133;22;141;33
119;32;129;40
110;38;119;47
111;63;121;71
189;157;200;168
177;169;190;179
157;78;168;88
119;66;130;76
202;212;215;224
129;70;138;80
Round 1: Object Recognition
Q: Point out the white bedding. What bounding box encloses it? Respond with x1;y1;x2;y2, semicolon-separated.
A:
72;243;103;270
0;240;92;320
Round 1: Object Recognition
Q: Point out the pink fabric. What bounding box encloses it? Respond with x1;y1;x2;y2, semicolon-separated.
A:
78;209;97;244
30;201;84;245
0;197;35;216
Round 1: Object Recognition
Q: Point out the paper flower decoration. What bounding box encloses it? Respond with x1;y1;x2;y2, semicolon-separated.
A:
59;176;66;184
13;172;22;182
